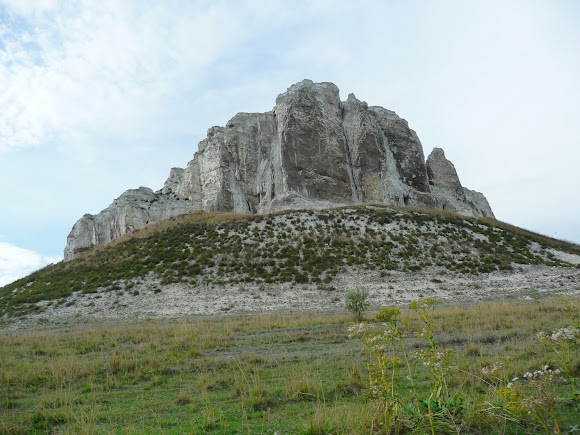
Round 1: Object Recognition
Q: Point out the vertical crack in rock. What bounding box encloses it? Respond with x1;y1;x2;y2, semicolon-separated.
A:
64;80;495;260
379;130;405;206
340;102;360;203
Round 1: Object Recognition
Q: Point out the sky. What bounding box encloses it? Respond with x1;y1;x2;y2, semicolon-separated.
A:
1;0;579;286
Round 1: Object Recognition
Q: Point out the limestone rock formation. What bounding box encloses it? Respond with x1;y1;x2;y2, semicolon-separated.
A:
63;187;196;260
426;148;494;217
64;80;495;260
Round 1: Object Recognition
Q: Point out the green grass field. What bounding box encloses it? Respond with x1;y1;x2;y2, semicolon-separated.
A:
1;297;579;434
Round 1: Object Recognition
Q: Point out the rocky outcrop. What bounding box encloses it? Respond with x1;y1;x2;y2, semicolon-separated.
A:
64;80;495;260
426;148;494;217
63;187;196;260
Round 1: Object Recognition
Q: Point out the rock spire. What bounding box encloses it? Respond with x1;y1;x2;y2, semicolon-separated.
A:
64;80;494;260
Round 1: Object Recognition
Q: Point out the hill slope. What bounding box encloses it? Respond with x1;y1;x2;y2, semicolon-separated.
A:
1;205;579;322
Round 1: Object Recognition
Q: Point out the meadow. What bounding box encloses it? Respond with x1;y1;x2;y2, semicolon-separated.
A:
1;297;579;434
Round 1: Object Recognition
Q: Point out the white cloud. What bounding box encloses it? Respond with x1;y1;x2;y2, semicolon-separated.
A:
0;241;61;287
0;0;261;156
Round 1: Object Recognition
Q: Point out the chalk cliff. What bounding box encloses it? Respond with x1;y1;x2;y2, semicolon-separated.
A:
64;80;494;260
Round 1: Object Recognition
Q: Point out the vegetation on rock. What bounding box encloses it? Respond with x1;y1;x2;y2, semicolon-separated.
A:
1;205;578;317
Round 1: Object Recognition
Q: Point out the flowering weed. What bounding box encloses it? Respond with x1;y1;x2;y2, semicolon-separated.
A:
348;297;580;434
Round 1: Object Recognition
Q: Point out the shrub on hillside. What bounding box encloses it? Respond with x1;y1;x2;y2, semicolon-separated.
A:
345;287;370;321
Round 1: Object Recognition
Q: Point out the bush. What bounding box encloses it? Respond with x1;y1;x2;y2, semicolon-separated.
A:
375;307;400;323
345;287;370;321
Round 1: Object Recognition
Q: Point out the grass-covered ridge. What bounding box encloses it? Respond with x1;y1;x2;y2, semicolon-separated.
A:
1;205;579;317
1;298;579;433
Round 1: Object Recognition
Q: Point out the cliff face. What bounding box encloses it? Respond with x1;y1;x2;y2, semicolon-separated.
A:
63;187;197;260
64;80;494;261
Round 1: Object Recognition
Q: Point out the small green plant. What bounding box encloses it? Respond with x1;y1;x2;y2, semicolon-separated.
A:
348;305;415;433
537;326;580;404
498;365;566;434
529;287;542;311
175;390;191;405
345;287;370;321
200;404;223;430
349;299;482;433
409;298;459;435
375;307;401;324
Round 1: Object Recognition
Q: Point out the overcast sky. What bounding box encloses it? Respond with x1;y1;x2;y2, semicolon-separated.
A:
1;0;579;286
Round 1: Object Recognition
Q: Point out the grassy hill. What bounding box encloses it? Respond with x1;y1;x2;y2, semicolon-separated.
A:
1;205;579;318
